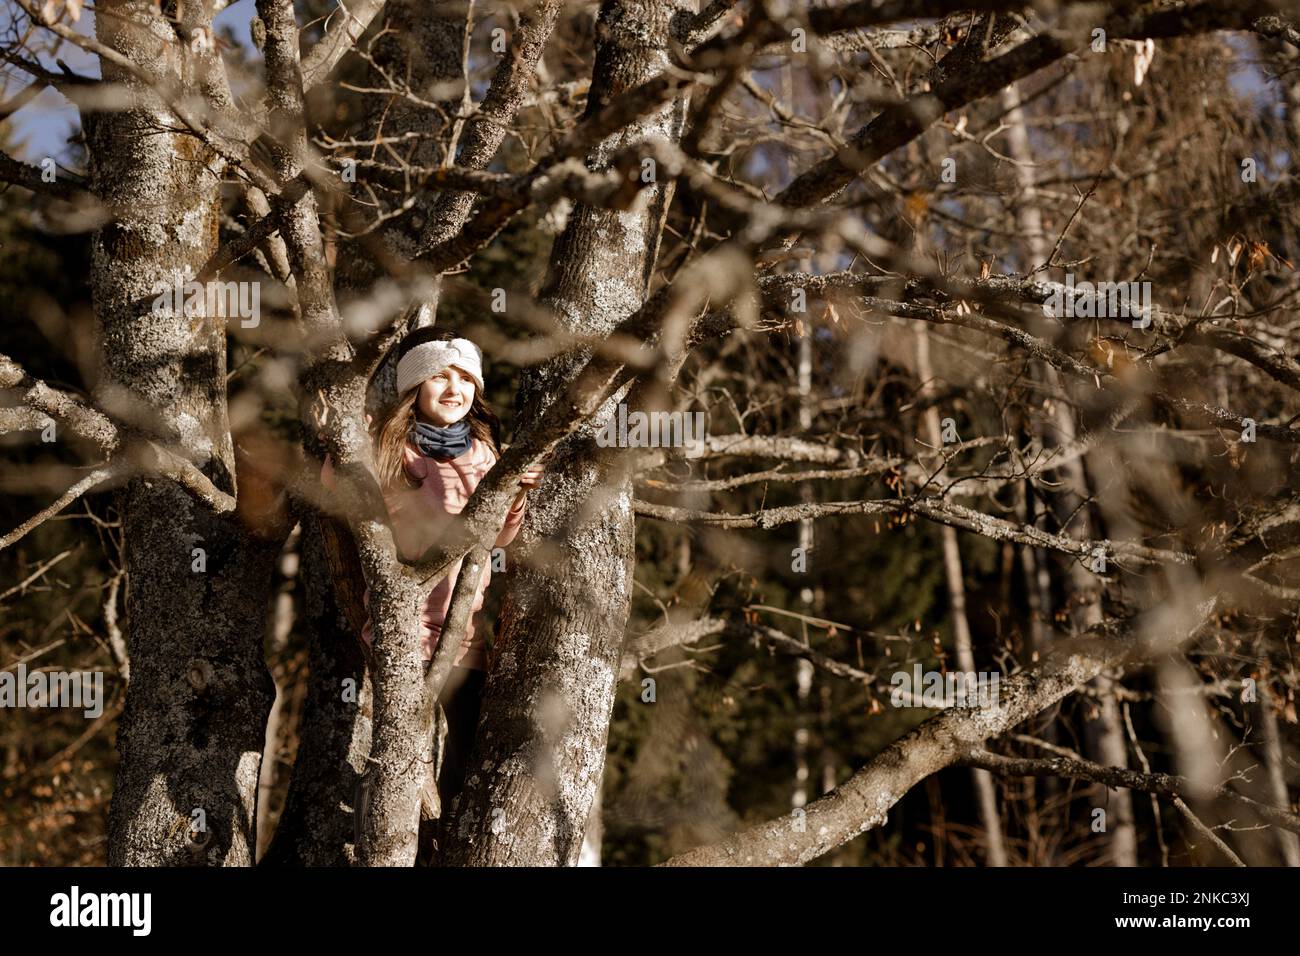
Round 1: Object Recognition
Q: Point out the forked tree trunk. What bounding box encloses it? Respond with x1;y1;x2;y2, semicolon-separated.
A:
441;0;688;867
265;0;473;865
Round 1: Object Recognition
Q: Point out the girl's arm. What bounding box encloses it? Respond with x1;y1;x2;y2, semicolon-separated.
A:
493;459;543;548
496;493;526;548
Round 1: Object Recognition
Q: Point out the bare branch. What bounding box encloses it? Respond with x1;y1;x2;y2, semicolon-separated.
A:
0;150;91;201
964;750;1300;837
662;599;1220;866
634;495;1194;569
302;0;389;91
0;465;119;550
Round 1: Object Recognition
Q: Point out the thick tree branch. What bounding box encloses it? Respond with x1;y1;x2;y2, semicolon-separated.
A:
414;0;565;256
1;353;118;451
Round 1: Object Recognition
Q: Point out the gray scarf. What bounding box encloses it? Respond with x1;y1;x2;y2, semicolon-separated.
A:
409;419;473;461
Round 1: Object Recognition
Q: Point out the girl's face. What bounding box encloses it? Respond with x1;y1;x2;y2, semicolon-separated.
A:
415;366;476;427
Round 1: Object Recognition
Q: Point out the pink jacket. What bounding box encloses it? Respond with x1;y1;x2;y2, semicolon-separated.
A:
322;438;525;670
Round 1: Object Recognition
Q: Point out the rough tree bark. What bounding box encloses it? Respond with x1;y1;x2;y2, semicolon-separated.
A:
12;0;1278;872
267;0;473;865
441;0;689;866
260;517;372;866
97;0;286;866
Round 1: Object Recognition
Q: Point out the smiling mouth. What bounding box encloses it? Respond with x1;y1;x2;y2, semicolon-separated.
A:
439;399;462;407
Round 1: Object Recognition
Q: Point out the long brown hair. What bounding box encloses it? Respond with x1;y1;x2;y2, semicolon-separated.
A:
373;331;501;489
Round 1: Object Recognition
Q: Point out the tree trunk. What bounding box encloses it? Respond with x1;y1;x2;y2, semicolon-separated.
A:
915;323;1008;867
97;0;285;866
999;82;1137;865
1258;677;1300;866
441;0;688;867
261;516;373;866
255;528;299;860
333;0;473;310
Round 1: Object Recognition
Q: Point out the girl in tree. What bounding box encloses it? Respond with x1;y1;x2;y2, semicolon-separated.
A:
323;328;543;828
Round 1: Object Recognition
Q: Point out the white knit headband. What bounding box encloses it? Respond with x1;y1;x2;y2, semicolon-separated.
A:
395;338;485;398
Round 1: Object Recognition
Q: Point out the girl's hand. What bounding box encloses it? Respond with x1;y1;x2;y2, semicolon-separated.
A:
511;463;544;512
519;463;545;490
